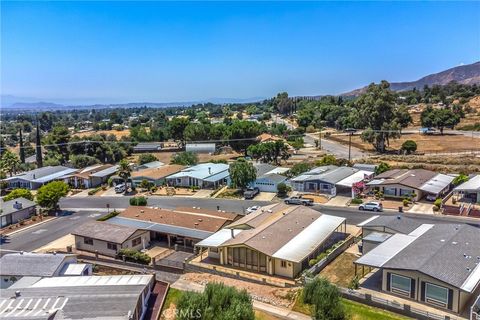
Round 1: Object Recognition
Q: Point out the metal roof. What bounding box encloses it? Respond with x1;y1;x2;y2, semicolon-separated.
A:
0;197;36;217
203;170;230;182
3;166;71;182
0;253;72;277
90;165;119;178
137;161;164;169
357;215;423;234
336;170;374;188
72;221;139;244
454;175;480;192
419;173;455;195
108;216;214;240
362;232;391;243
32;168;78;183
292;166;359;185
196;229;242;247
272;214;345;263
257;173;287;184
167;163;229;181
59;263;89;276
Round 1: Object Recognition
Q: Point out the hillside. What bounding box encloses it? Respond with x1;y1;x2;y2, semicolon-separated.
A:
343;61;480;96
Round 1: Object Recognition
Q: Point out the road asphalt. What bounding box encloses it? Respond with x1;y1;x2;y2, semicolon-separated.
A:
2;196;479;254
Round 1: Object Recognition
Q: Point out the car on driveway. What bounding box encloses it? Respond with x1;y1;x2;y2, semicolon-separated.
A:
114;183;126;193
284;196;314;206
358;201;383;212
244;187;260;200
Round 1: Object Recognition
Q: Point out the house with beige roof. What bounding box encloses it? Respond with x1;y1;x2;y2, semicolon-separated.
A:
131;164;185;187
195;203;346;278
107;206;239;249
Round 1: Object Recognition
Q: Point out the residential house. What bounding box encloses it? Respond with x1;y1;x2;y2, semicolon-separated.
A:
443;175;480;217
107;206;238;249
2;166;77;190
61;164;118;189
367;169;454;201
72;221;151;257
250;163;289;193
166;162;230;189
131;164;185;187
133;142;163;153
289;165;369;196
0;197;37;228
453;175;480;204
0;274;161;320
136;160;165;170
257;133;283;143
186;142;216;154
195;203;347;278
0;252;91;289
355;222;480;314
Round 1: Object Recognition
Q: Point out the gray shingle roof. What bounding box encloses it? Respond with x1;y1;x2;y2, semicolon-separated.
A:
382;224;480;289
0;253;71;277
360;215;423;234
259;173;287;184
254;163;278;177
4;166;71;182
0;197;36;217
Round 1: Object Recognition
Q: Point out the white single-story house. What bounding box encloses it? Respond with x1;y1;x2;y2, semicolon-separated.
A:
186;143;216;154
166;162;230;189
0;197;37;228
250;163;289;192
2;166;77;190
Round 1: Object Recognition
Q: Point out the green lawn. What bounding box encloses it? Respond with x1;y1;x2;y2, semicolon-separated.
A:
292;294;411;320
161;287;183;312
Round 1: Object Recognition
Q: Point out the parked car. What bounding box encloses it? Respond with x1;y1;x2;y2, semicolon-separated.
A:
425;194;438;201
358;201;383;212
284;196;314;206
246;206;260;214
115;183;126;194
244;187;260;200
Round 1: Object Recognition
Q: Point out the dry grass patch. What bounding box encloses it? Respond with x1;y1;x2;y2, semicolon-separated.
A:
73;129;131;139
319;252;358;288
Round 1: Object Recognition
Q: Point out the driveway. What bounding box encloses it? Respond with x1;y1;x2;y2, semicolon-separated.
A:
408;201;435;214
324;195;351;207
190;189;213;198
101;187;122;197
254;192;277;201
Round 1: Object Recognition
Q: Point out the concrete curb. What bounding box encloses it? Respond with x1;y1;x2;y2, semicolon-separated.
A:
3;217;58;236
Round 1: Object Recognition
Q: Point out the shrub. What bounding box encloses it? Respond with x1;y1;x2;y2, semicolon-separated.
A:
433;205;440;212
348;275;360;290
306;125;316;133
118;248;151;265
4;188;34;201
107;177;114;187
403;199;410;207
401;140;417;154
88;186;102;196
302;277;346;320
129;196;147;206
97;210;120;221
452;173;469;186
138;153;157;165
434;198;442;208
171;151;198;166
351;198;363;205
309;258;318;267
150;186;158;193
375;162;390;175
277;182;290;197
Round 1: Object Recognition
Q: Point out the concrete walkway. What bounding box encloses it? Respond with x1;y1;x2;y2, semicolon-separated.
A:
324;195;351;207
190;189;213;198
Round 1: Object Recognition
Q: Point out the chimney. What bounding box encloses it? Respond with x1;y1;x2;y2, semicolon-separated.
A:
13;201;23;210
15;291;21;298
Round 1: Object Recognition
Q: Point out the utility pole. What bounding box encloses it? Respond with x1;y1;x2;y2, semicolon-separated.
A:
35;116;43;168
318;129;322;150
345;128;356;163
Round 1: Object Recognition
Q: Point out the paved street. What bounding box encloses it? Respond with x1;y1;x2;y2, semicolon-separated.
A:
3;196;479;254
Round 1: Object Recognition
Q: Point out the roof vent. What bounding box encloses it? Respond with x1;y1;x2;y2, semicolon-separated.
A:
267;210;272;213
467;267;471;272
135;214;139;217
198;219;203;222
440;239;445;242
452;241;458;245
396;216;401;220
13;201;22;210
262;236;266;239
140;210;144;213
15;291;21;298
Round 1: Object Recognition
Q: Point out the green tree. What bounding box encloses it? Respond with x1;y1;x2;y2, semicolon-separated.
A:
375;162;390;175
117;159;132;194
356;81;400;152
36;181;69;211
169;117;190;143
176;282;255;320
452;173;469;186
70;154;100;168
277;182;290;197
247;141;290;165
288;162;314;177
229;158;256;189
0;150;21;177
44;125;71;163
4;188;34;201
171;152;198;166
302;278;346;320
228;121;263;154
137;153;157;165
401;140;417;154
395;105;413;134
421;106;461;134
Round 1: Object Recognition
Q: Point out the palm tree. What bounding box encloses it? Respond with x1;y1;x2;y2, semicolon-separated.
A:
118;159;132;194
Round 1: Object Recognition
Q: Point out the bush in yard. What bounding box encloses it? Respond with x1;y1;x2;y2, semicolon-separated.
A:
88;186;102;196
375;162;390;175
118;248;151;265
401;140;417;154
348;275;360;290
302;277;346;320
402;199;410;207
350;198;363;205
277;182;290;197
171;151;198;166
452;173;469;186
4;188;34;201
129;196;147;206
176;282;255;320
138;153;157;165
433;198;442;211
36;181;69;211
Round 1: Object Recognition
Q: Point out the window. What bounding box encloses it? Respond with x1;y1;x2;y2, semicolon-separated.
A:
84;237;93;245
400;189;413;196
390;274;411;295
107;242;117;250
384;187;396;196
281;260;287;268
132;237;142;246
425;283;449;306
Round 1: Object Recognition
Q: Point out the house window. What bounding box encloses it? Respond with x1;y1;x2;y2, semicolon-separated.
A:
390;274;411;296
384;187;396;196
132;237;142;246
400;189;413;196
281;260;287;268
425;283;449;306
107;242;117;250
84;237;93;245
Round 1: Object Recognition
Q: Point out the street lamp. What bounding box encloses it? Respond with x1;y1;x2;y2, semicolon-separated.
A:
344;128;357;162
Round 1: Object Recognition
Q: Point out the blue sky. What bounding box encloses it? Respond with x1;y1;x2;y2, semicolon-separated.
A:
1;1;479;104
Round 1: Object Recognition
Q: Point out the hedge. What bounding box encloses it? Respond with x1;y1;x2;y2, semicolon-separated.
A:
88;186;102;196
118;248;151;265
97;210;120;221
129;196;147;206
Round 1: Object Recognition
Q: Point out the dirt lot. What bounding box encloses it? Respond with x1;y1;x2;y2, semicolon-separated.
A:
73;129;131;139
358;154;480;174
319;252;358;288
181;272;299;308
127;151;241;165
328;132;480;153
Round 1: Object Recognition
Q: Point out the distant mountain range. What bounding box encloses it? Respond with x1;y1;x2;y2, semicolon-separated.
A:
342;61;480;96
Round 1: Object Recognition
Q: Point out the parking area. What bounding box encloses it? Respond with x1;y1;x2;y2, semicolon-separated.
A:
254;192;277;201
156;250;193;270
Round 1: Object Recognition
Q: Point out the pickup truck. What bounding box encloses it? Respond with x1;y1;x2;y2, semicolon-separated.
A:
244;187;260;200
284;196;314;206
